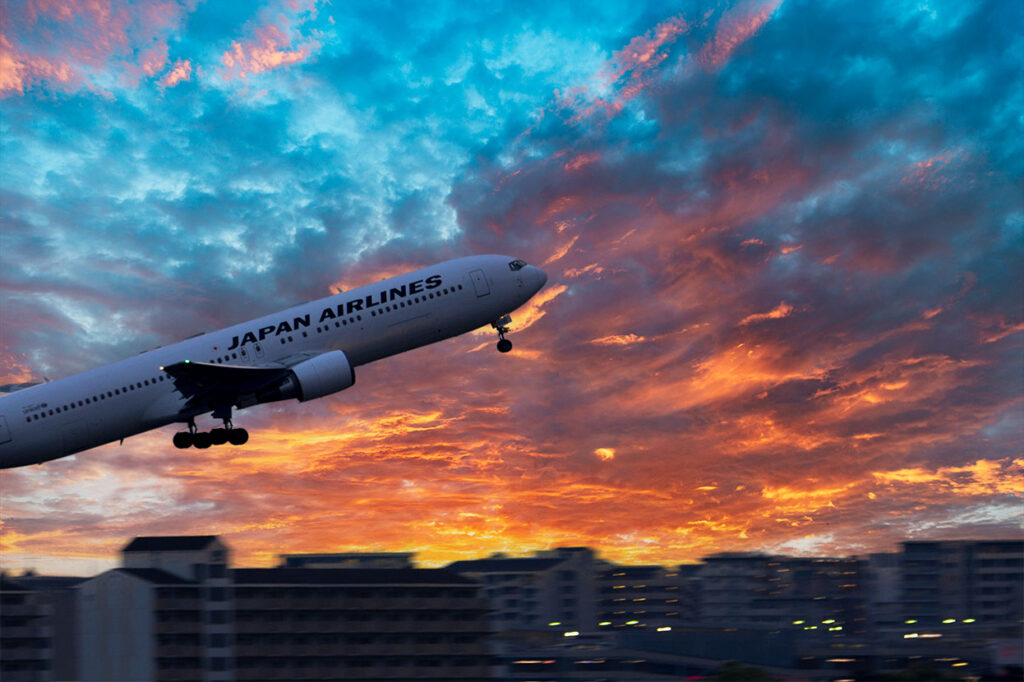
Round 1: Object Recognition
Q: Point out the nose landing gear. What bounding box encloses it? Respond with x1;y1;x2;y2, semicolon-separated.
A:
493;315;514;353
173;413;249;450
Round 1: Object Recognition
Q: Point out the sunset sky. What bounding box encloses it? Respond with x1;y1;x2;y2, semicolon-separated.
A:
1;0;1021;576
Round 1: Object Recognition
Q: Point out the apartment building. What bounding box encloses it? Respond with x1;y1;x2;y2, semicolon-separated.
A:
73;536;492;681
447;547;597;633
596;564;692;630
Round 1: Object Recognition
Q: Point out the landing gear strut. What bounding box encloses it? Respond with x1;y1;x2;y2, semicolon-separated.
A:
493;315;513;353
173;411;248;450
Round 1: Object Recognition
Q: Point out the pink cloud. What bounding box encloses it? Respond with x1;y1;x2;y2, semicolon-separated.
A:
698;0;784;70
159;59;192;88
0;0;194;96
0;33;75;96
220;24;312;80
558;14;690;124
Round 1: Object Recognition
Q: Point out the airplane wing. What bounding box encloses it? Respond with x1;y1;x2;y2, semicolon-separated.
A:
161;354;315;412
161;360;289;394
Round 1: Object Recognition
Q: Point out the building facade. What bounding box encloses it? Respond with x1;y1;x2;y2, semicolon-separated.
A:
447;547;597;633
73;536;492;681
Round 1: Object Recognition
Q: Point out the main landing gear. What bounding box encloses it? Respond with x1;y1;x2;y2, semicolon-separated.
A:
493;315;514;353
173;414;249;450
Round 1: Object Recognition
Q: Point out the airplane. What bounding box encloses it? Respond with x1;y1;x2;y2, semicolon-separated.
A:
0;255;547;469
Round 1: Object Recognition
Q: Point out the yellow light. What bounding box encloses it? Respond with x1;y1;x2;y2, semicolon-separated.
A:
564;631;580;637
822;619;835;624
598;621;611;626
626;620;639;625
548;622;561;627
905;619;917;624
657;626;672;632
953;662;968;667
942;618;956;624
904;633;919;639
963;618;975;623
793;620;805;625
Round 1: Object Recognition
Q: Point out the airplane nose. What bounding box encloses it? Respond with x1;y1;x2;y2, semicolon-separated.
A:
526;265;547;292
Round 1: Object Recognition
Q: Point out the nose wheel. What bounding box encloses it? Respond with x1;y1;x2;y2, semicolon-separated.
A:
492;315;514;353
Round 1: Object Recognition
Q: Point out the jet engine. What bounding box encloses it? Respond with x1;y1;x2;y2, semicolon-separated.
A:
271;350;356;403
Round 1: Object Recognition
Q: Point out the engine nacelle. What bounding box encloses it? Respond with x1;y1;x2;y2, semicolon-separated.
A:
280;350;355;402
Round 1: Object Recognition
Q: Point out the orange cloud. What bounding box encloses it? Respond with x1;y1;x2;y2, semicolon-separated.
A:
591;334;646;346
544;235;580;265
739;301;794;325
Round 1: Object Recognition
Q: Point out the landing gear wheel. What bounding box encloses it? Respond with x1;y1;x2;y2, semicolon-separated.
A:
209;428;229;445
173;432;193;449
227;428;249;446
492;314;514;354
193;432;213;449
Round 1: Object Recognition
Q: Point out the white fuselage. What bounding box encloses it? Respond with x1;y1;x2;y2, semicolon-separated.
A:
0;255;547;468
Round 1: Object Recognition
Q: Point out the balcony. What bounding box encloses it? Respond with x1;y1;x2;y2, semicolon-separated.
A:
233;662;492;681
0;624;53;639
154;621;203;635
155;644;205;658
0;647;52;661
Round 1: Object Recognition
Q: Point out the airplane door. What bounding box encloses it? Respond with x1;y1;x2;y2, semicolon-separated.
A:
470;269;490;297
0;416;11;444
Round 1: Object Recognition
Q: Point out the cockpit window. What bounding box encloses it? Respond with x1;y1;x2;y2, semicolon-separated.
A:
509;259;527;271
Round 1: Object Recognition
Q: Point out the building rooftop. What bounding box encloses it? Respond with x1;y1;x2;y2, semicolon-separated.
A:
447;557;564;573
116;568;196;585
601;565;667;577
10;576;88;590
232;568;478;585
123;535;220;552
